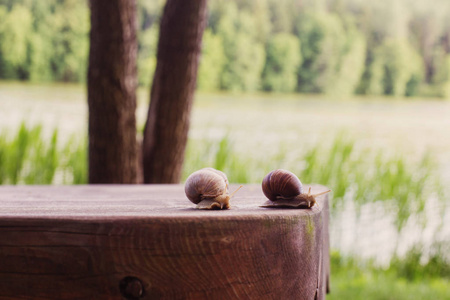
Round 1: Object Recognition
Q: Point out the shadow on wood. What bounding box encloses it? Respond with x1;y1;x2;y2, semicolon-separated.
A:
0;185;330;300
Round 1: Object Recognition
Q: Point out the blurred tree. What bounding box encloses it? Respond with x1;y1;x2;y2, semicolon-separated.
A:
87;0;138;183
357;39;423;97
249;0;272;44
432;53;450;98
137;0;164;30
356;51;385;96
262;33;302;92
51;0;89;82
331;20;367;96
27;34;54;81
0;6;9;78
27;0;57;81
380;39;423;96
3;0;450;98
137;0;164;86
0;4;33;79
442;56;450;98
197;29;225;91
408;0;449;86
143;0;208;183
138;26;158;86
267;0;296;34
217;2;265;91
296;12;345;93
205;0;224;32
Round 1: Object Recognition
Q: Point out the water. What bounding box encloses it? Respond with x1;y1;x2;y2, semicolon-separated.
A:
330;195;450;265
2;82;450;161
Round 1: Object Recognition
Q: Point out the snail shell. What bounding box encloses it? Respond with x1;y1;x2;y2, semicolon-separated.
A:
185;168;231;209
261;169;330;208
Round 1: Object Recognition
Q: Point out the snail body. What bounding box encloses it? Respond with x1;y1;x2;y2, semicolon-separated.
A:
185;168;242;210
261;169;330;208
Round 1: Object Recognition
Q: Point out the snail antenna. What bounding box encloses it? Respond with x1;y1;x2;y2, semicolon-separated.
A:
230;185;243;198
312;189;332;197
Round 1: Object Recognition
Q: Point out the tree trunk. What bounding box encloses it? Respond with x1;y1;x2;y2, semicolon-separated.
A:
142;0;208;183
87;0;138;183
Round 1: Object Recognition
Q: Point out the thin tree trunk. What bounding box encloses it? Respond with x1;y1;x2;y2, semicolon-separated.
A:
87;0;138;183
143;0;208;183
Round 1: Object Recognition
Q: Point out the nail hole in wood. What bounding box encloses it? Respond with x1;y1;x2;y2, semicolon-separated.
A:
119;276;145;300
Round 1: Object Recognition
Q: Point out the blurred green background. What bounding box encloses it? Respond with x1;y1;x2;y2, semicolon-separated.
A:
1;0;450;98
1;0;450;299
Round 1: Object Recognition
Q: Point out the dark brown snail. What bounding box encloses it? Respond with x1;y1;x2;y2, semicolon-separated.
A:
185;168;243;209
261;169;331;208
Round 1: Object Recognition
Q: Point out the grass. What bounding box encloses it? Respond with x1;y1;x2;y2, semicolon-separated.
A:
184;134;444;231
329;247;450;300
61;136;87;184
0;122;86;185
390;243;450;281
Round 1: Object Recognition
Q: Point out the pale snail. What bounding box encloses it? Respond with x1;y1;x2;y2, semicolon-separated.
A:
261;169;331;208
185;168;243;209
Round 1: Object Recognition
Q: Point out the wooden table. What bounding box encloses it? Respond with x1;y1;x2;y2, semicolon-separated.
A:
0;184;330;300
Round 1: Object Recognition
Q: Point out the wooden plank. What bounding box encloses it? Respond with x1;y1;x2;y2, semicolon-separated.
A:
0;184;330;300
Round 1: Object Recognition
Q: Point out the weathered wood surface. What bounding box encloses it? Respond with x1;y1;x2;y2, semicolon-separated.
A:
0;185;330;300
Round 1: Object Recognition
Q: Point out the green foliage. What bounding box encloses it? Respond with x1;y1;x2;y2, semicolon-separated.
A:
183;132;442;231
332;22;367;96
249;0;272;44
390;243;450;281
26;1;57;81
217;2;265;92
62;136;87;184
23;128;59;184
431;53;450;98
50;0;89;82
299;133;357;201
2;0;450;97
329;251;450;300
138;26;158;86
0;123;86;184
358;39;423;97
356;51;384;96
0;0;88;82
28;32;54;81
2;123;39;184
136;0;164;86
138;0;164;28
296;12;343;93
379;39;423;97
299;134;440;231
267;0;295;34
197;30;226;91
262;33;302;92
183;135;250;184
0;4;33;79
296;12;366;96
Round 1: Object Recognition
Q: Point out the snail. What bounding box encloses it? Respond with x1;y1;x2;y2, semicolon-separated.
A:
185;168;243;209
261;169;331;208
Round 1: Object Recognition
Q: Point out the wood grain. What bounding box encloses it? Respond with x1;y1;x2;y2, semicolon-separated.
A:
0;185;330;300
87;0;139;184
143;0;208;183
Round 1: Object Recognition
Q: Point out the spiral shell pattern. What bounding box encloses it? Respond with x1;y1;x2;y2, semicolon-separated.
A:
262;169;303;201
185;168;228;204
